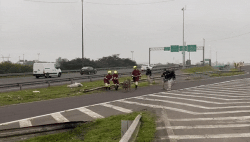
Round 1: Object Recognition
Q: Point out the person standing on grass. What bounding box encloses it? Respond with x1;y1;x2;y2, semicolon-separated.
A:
146;67;152;85
104;71;112;90
132;66;141;89
112;70;119;91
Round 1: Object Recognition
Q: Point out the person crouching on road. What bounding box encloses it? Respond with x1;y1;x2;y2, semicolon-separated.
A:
112;70;119;90
104;71;112;90
161;68;171;90
132;66;141;89
146;67;152;85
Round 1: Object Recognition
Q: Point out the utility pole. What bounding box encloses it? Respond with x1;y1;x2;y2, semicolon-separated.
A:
23;54;24;64
131;51;134;60
203;38;205;66
149;48;151;65
37;53;40;61
81;0;84;67
216;51;217;66
182;7;185;69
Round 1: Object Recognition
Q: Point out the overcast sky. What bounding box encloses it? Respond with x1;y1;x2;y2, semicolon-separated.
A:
0;0;249;65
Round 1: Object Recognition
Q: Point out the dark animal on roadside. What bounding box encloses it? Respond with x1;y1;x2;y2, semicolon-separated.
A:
122;78;131;91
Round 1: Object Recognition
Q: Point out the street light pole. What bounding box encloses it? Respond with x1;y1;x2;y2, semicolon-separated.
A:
81;0;84;67
203;38;205;66
131;51;134;60
182;7;185;69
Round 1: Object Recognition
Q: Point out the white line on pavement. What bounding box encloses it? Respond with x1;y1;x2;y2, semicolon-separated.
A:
19;119;32;128
194;87;249;93
189;89;248;95
117;99;250;115
157;124;250;130
99;103;132;113
161;92;247;101
166;133;250;140
181;91;250;98
151;94;250;104
51;112;69;123
77;107;104;119
168;116;250;121
135;97;250;109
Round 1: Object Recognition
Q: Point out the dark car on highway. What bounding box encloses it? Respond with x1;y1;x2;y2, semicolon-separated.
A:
80;67;97;75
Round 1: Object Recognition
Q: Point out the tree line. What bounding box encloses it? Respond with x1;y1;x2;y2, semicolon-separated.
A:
0;55;137;74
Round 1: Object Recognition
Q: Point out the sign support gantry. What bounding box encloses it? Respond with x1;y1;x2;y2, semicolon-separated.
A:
149;46;204;65
149;47;164;65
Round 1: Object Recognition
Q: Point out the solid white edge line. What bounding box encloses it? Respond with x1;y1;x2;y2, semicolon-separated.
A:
51;112;69;123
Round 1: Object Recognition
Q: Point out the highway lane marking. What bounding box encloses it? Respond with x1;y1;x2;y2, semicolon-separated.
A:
160;109;177;142
161;92;248;101
180;91;250;98
195;87;249;92
76;107;104;119
156;124;250;129
168;116;250;121
159;133;250;140
19;119;32;128
188;89;248;95
135;96;250;109
117;99;250;115
151;94;250;104
99;103;132;113
51;112;69;123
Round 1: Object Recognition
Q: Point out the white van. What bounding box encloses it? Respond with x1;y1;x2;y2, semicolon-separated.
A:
140;64;153;72
33;63;62;79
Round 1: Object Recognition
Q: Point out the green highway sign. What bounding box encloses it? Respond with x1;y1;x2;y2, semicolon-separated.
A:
179;46;187;51
187;45;197;52
205;59;210;61
171;45;179;52
164;47;170;51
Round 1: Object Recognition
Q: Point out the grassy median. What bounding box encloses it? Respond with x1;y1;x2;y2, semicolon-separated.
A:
181;65;216;73
0;75;158;106
21;111;156;142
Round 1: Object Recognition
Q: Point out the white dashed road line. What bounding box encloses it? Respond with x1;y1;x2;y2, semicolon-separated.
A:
51;112;69;123
19;119;32;128
76;107;104;119
100;103;132;113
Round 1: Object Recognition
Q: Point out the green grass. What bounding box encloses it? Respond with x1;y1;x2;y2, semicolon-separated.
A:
181;65;216;74
21;111;156;142
0;75;156;106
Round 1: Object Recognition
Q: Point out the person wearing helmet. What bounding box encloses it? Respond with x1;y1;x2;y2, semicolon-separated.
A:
112;70;119;90
104;70;112;90
131;66;141;89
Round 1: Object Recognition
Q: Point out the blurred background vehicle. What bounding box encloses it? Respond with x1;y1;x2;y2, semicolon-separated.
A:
80;67;97;75
140;64;153;72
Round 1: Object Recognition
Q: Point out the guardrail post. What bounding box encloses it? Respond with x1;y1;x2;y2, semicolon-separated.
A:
48;81;50;87
70;79;73;84
89;77;92;82
19;84;22;90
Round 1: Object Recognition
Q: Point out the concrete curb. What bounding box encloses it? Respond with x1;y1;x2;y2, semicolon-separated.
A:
120;114;142;142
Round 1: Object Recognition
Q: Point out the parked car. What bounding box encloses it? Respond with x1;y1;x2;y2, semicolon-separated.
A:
33;63;62;79
80;67;97;75
140;64;153;72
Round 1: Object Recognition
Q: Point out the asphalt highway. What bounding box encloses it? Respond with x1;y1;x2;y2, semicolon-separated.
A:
0;66;249;141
